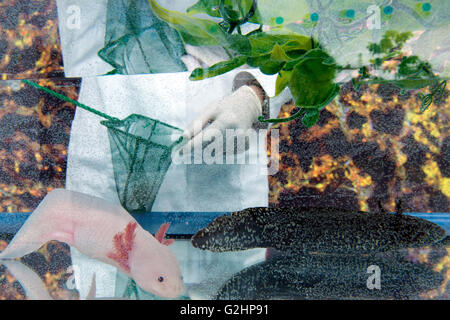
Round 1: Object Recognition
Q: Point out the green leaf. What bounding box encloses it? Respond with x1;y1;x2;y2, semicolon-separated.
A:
226;33;251;55
367;43;381;55
245;34;312;75
247;41;299;75
359;66;370;79
367;30;413;56
283;56;306;71
288;49;337;107
317;84;340;110
382;50;402;61
148;0;227;46
281;40;310;59
187;0;263;24
379;37;394;53
230;0;263;24
270;44;291;62
235;0;263;24
275;70;292;96
189;56;247;80
243;33;311;75
352;78;361;91
393;31;413;49
397;56;433;78
246;53;269;67
374;57;383;67
247;55;285;75
224;7;241;21
248;32;311;56
187;0;222;18
302;109;320;127
259;61;285;75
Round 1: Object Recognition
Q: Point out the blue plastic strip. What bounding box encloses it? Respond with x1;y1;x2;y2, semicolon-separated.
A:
0;212;226;235
0;212;449;236
132;212;226;235
0;213;31;235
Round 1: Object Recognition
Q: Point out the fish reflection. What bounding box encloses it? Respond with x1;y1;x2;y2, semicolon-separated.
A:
0;259;133;300
216;251;445;300
0;260;52;300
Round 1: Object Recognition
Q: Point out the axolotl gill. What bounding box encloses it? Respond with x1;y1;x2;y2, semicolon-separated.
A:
0;189;184;298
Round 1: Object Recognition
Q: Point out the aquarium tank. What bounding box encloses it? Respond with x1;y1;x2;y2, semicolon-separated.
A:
0;0;448;303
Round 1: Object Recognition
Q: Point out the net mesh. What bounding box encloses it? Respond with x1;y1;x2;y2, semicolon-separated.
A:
21;81;184;214
98;0;187;75
101;114;184;213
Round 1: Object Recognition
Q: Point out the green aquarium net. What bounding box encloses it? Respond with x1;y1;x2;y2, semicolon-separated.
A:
101;115;183;213
98;0;187;75
22;80;183;214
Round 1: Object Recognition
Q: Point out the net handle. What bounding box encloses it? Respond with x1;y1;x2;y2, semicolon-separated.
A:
21;79;119;122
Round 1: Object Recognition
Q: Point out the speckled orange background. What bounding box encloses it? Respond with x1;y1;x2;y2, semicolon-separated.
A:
0;0;448;299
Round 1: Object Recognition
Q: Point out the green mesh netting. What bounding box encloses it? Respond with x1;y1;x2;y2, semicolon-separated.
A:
98;0;187;75
101;115;183;213
22;80;183;214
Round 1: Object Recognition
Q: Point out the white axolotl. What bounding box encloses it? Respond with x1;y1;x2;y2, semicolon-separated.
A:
0;189;184;298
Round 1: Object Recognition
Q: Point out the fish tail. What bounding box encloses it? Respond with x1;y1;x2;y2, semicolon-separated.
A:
0;216;47;259
0;230;46;260
0;189;73;259
434;235;450;247
1;260;53;300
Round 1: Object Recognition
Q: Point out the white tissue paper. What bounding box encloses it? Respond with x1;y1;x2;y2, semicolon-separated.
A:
66;70;280;298
57;0;287;299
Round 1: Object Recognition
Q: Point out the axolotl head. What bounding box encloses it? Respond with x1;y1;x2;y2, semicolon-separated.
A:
129;235;184;298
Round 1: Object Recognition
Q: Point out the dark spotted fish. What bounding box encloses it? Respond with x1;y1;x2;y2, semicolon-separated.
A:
216;252;444;300
191;207;446;254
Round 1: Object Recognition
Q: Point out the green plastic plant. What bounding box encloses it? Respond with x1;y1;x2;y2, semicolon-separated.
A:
148;0;447;127
347;30;447;111
351;31;437;90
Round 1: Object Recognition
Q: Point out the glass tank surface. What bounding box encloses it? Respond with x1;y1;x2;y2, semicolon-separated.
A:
0;0;448;302
0;212;449;300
